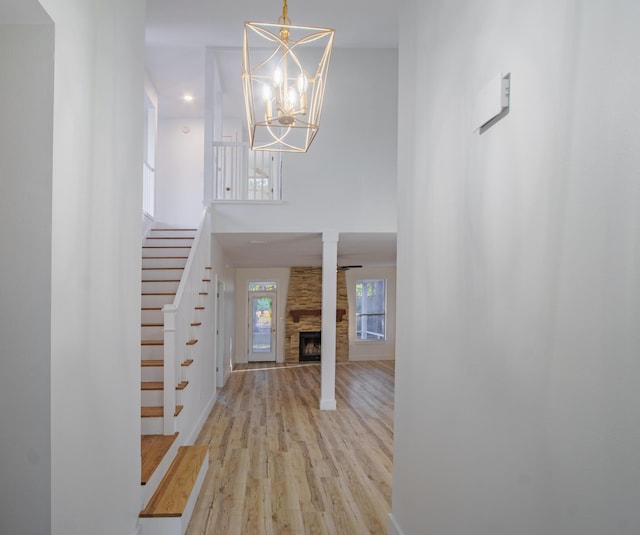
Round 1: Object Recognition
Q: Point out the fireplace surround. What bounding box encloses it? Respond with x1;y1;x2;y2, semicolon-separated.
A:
299;331;321;361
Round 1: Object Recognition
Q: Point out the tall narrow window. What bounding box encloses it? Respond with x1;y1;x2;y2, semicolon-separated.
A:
356;279;386;340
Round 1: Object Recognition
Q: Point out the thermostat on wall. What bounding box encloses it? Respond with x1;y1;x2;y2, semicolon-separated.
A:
473;73;510;133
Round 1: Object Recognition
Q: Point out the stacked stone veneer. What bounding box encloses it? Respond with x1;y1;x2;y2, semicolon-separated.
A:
285;267;349;363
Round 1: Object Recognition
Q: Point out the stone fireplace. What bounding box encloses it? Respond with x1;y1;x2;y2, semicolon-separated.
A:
284;267;349;363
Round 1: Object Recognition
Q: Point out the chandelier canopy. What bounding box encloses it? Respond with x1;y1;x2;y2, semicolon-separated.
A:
242;0;334;152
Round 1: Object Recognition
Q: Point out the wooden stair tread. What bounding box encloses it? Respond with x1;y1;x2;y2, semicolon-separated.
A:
146;236;194;240
186;339;198;346
141;381;188;391
141;340;164;346
194;306;204;310
141;307;162;311
142;279;181;283
142;267;185;270
141;432;179;485
140;445;209;518
151;228;197;232
142;359;163;367
142;246;192;249
202;278;211;282
190;322;201;327
182;359;194;367
199;292;208;295
142;256;189;262
141;292;176;296
141;405;184;418
141;323;163;327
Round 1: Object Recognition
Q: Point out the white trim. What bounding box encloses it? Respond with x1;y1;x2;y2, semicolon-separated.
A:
320;397;336;411
387;513;406;535
185;391;217;445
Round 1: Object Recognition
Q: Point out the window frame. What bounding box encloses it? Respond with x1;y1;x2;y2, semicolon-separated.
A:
355;278;387;342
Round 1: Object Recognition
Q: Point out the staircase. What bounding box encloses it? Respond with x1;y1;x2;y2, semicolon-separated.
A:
139;226;210;535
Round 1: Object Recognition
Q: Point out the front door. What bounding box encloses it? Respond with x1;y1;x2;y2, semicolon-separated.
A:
248;291;276;362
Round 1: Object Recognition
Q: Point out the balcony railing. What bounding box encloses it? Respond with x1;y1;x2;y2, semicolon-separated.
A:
212;141;282;201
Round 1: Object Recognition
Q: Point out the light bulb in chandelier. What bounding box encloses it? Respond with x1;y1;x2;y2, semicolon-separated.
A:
242;0;335;152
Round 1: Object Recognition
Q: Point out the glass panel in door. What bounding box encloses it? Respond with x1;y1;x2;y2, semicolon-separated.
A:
248;292;276;362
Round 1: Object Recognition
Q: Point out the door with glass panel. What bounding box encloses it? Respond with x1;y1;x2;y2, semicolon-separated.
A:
248;291;276;362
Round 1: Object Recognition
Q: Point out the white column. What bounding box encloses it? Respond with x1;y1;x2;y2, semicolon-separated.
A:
320;230;339;410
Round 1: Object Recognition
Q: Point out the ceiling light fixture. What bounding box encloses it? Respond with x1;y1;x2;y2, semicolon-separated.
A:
242;0;334;153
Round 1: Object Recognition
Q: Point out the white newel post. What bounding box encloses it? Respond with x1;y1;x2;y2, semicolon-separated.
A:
320;230;338;410
162;304;177;434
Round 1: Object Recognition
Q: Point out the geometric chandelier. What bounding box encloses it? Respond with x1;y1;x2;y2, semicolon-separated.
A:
242;0;334;152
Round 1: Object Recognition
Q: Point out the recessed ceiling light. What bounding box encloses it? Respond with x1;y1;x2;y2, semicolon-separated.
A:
183;94;194;102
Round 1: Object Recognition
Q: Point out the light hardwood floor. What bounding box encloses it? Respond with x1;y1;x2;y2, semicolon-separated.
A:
186;360;395;535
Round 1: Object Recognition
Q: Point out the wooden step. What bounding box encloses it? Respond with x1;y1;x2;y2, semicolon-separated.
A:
141;433;179;486
141;381;189;391
142;279;181;283
140;445;209;518
202;279;211;282
146;236;194;240
194;306;204;311
142;340;164;346
186;339;198;346
150;228;197;232
141;405;184;418
190;322;201;327
182;359;193;367
142;256;189;260
142;323;164;328
142;359;164;367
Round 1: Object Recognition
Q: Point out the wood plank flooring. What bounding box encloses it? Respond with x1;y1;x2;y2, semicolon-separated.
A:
186;360;394;535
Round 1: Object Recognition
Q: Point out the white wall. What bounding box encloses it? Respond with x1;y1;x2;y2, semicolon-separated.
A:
155;118;205;226
0;18;54;535
233;268;291;364
210;48;398;234
391;1;640;535
346;266;396;361
39;1;145;534
211;235;236;381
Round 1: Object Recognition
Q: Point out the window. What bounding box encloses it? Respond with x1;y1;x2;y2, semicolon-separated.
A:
355;279;386;340
248;281;277;291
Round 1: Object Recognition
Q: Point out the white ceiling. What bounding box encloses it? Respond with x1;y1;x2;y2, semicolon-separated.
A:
144;0;399;269
145;0;399;118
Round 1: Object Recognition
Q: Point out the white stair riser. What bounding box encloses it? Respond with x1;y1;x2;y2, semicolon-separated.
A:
141;390;164;406
144;238;194;247
142;280;180;293
141;309;163;323
141;325;163;339
141;416;164;435
141;294;176;308
141;389;184;406
141;247;191;257
142;344;164;359
149;228;196;238
142;257;188;269
141;268;185;280
141;365;164;382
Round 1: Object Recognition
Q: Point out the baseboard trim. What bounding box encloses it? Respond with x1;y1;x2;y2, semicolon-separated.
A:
387;513;405;535
185;391;217;445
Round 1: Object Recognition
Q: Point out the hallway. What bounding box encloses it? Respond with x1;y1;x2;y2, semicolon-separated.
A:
186;361;395;534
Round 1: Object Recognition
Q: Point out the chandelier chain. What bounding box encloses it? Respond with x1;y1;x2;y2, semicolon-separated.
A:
279;0;290;25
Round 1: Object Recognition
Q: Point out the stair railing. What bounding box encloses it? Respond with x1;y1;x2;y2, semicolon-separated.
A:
162;207;212;434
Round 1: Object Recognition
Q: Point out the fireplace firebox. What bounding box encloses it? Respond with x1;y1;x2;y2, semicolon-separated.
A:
299;331;321;361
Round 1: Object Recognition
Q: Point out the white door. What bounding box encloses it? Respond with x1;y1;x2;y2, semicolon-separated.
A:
248;291;276;362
